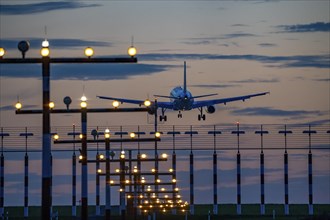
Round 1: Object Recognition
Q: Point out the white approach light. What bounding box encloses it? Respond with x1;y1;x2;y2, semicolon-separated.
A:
144;99;151;107
127;46;137;57
84;47;94;58
112;100;120;108
0;48;5;58
42;39;49;47
40;47;50;57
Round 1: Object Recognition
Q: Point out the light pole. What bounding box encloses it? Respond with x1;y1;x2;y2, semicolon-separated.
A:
255;125;269;215
279;125;292;215
167;126;180;215
231;122;245;215
303;125;317;215
1;40;137;220
0;129;9;218
19;127;34;219
80;96;88;219
208;126;221;215
105;129;111;219
184;126;198;215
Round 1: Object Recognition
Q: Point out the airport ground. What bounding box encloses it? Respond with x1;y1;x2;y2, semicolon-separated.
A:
2;204;329;219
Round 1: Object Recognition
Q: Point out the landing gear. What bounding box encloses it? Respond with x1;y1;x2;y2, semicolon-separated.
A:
198;114;206;121
178;111;183;118
160;115;167;122
160;108;167;121
198;107;206;121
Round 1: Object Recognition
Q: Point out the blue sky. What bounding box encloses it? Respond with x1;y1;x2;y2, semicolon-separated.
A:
0;0;329;207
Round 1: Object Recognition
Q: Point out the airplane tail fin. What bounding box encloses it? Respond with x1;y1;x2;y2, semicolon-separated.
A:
183;61;187;94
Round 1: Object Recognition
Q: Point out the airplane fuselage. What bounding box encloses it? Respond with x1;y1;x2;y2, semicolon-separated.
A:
170;86;194;111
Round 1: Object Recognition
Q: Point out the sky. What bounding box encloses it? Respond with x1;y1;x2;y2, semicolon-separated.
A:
0;0;329;209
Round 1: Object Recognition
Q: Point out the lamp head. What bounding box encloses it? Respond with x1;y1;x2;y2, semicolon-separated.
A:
128;46;137;57
84;47;94;58
49;101;55;109
91;129;98;139
53;134;59;141
130;132;136;139
40;47;50;57
144;99;151;107
42;39;49;47
15;101;22;110
18;41;30;58
63;96;72;110
0;48;5;58
112;100;120;108
104;128;110;139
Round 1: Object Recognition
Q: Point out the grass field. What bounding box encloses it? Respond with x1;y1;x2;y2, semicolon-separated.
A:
2;204;329;220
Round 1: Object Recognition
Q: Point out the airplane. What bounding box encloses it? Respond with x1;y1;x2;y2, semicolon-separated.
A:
97;61;269;121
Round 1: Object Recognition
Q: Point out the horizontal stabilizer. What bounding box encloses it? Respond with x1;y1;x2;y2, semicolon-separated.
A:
154;95;178;99
192;93;218;99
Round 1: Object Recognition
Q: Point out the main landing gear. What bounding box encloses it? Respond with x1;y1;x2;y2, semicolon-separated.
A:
198;107;206;121
178;111;182;118
159;108;167;121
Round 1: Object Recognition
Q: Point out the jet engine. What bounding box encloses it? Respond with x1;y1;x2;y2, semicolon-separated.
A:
205;105;215;114
147;104;157;115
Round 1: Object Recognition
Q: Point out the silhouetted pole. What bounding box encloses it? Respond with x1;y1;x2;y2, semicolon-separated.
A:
168;126;180;215
279;125;292;215
120;151;126;220
68;125;78;217
41;55;52;220
91;128;101;216
0;129;9;218
154;100;159;197
50;152;53;217
208;126;221;215
20;127;33;219
303;125;316;216
255;125;269;215
81;103;88;219
232;122;245;215
105;131;111;220
133;167;138;220
185;127;198;215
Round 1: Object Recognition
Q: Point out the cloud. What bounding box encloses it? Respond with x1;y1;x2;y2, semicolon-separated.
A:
182;40;215;45
229;78;279;83
220;32;258;39
181;37;219;45
139;53;329;69
231;24;249;27
276;22;330;33
0;1;100;15
303;119;330;125
190;84;239;89
258;43;277;47
313;78;330;82
182;32;257;45
0;38;111;50
230;107;323;117
0;63;177;80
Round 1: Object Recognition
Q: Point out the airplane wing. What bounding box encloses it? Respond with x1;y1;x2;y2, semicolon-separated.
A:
97;96;145;105
192;92;269;109
97;95;174;109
